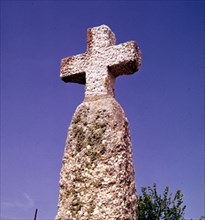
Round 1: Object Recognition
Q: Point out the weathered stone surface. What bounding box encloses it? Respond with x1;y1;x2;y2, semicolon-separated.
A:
55;25;141;220
60;25;141;98
56;98;137;220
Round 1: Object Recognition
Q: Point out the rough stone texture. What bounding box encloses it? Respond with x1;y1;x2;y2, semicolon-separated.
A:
60;25;141;98
56;98;137;220
55;25;141;220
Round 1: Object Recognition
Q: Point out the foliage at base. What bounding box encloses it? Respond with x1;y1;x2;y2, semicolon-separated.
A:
137;183;205;220
137;183;204;220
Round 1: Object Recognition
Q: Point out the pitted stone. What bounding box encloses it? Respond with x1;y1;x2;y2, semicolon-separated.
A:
56;25;141;220
60;25;141;98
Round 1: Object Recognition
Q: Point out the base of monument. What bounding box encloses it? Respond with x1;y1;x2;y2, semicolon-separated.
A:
55;97;137;220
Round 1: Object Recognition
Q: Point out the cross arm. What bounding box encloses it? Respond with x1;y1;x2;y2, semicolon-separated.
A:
60;53;87;84
106;41;141;77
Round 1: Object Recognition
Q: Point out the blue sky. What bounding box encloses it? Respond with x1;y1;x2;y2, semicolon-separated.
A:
1;1;204;219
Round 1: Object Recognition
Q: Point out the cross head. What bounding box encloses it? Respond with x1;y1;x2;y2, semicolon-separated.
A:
60;25;141;98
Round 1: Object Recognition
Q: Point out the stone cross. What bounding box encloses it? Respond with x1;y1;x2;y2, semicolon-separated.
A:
60;25;141;98
56;25;141;220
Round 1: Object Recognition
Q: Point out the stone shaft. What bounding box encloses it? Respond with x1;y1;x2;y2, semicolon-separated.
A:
55;97;137;220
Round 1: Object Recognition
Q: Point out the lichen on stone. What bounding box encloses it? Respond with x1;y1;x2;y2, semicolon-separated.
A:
70;106;109;163
56;98;137;220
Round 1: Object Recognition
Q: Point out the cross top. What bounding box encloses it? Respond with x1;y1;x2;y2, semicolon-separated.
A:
60;25;141;99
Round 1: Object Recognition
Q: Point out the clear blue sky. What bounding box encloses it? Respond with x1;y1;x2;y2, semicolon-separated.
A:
1;1;204;219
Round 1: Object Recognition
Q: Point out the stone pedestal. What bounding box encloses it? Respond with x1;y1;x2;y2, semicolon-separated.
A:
55;97;137;220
